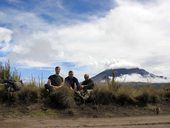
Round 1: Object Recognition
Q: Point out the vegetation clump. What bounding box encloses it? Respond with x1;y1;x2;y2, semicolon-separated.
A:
44;86;75;109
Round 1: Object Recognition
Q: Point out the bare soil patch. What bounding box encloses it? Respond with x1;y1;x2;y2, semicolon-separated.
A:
0;115;170;128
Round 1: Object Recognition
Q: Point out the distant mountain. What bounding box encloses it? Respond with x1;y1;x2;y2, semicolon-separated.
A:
92;68;167;82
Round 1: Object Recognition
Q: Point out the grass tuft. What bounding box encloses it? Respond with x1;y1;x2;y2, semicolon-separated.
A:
45;86;75;109
17;84;39;104
93;86;116;105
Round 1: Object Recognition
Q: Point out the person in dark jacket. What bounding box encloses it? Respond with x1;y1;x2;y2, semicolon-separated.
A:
65;70;80;91
80;74;94;92
44;66;63;92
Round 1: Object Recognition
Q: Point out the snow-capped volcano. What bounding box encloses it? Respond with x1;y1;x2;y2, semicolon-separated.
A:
92;68;168;83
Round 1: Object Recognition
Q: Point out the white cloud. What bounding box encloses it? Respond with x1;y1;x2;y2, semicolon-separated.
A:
0;27;13;52
0;27;12;42
17;60;51;68
1;0;170;80
115;74;170;83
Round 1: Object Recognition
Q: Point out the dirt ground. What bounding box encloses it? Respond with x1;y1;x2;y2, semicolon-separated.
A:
0;115;170;128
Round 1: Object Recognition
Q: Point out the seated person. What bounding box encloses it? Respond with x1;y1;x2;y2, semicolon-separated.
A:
80;74;94;92
45;66;63;92
65;70;80;91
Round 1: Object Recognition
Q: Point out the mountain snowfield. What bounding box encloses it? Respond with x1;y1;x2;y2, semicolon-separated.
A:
92;68;169;83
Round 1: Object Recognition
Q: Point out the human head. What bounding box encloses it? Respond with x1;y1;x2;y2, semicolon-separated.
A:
84;74;89;80
55;66;61;75
68;70;74;78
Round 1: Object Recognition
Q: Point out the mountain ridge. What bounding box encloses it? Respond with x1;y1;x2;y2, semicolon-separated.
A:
92;68;167;82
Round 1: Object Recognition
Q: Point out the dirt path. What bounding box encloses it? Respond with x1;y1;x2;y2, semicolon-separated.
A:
0;115;170;128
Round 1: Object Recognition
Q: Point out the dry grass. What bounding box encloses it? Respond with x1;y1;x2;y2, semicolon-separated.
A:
0;61;21;81
0;80;169;108
91;83;169;106
17;84;39;104
0;61;170;109
45;86;75;109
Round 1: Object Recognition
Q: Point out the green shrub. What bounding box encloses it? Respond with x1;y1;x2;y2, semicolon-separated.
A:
117;93;136;105
116;86;137;105
93;86;116;105
165;92;170;98
155;86;170;101
0;84;17;104
0;84;7;102
39;87;49;99
45;86;75;109
136;86;160;106
17;84;39;104
0;61;21;81
0;62;10;80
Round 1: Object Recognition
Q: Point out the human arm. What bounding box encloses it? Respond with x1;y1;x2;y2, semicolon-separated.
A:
47;79;51;85
75;78;80;91
55;76;64;89
54;81;64;89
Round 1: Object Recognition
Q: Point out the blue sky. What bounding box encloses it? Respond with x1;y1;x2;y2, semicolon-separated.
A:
0;0;170;82
0;0;114;25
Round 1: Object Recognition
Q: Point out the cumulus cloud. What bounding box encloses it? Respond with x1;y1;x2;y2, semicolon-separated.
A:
0;27;13;52
1;0;170;80
115;74;170;83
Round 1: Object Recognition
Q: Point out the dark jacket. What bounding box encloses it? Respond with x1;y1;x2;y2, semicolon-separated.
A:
65;77;80;90
81;79;94;90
